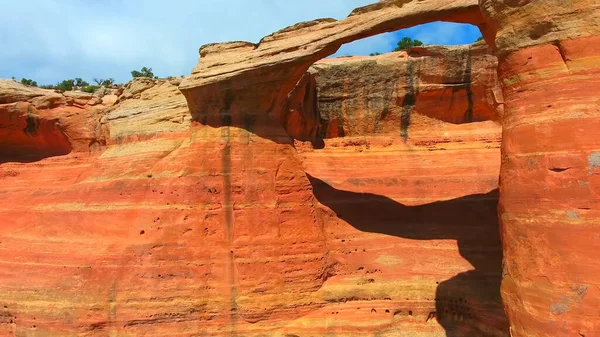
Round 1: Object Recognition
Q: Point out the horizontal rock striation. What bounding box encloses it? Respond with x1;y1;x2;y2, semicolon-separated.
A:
0;44;506;337
480;0;600;336
0;102;72;162
292;44;506;336
0;80;111;162
285;42;502;144
3;0;597;336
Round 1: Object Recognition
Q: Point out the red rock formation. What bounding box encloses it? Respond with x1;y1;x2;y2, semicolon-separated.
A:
0;102;72;162
0;40;506;337
479;1;600;336
0;79;108;162
0;77;328;337
285;43;502;143
294;45;506;336
2;0;597;336
175;2;502;334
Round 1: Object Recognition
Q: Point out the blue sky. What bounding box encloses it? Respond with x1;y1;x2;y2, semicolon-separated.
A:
0;1;481;85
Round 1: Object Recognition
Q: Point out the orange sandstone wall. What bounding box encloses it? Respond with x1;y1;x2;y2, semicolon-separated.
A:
295;45;507;336
285;43;502;143
479;0;600;336
0;44;507;337
0;79;330;337
0;79;108;162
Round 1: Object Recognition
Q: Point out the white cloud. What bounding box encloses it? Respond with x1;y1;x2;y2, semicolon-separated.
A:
0;1;479;84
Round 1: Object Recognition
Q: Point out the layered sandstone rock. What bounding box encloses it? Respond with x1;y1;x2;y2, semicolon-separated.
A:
178;0;600;335
0;102;72;162
285;43;502;144
293;45;506;336
0;74;325;337
0;79;65;108
479;1;600;336
0;80;109;162
3;0;597;336
0;40;506;337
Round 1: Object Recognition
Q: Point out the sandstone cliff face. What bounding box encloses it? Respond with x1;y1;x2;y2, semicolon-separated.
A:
479;1;600;336
294;44;506;336
0;39;505;336
0;79;108;162
2;0;598;336
0;77;325;337
178;0;600;335
285;43;502;144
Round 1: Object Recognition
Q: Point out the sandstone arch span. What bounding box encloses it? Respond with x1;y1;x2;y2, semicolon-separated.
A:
179;0;488;134
179;0;600;336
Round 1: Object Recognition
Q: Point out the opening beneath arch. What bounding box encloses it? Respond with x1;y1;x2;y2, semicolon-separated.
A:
180;5;507;335
286;21;508;337
284;21;500;145
333;22;483;57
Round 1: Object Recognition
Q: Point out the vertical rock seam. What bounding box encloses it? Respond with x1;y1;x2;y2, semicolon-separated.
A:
401;57;418;141
479;0;600;335
462;46;474;122
219;90;239;335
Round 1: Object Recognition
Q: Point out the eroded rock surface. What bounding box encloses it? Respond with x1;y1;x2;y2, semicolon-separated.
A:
290;44;506;336
285;42;502;144
479;0;600;336
2;0;598;336
0;80;109;162
179;0;484;131
0;42;505;337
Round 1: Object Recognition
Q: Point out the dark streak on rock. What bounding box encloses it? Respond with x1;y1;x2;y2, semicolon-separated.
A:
220;90;234;127
219;90;238;334
307;74;328;148
23;105;39;136
337;118;345;138
243;114;256;133
463;47;474;123
401;58;417;141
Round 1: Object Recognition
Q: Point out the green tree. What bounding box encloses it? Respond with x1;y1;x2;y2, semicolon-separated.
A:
74;78;89;87
393;37;424;51
131;67;154;78
20;78;38;87
83;85;100;93
55;79;75;92
102;78;115;87
476;36;484;42
370;52;382;56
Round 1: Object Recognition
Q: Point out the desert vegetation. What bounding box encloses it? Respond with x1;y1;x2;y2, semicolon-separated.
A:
131;67;156;79
369;36;424;56
11;66;158;93
369;35;483;56
393;37;424;51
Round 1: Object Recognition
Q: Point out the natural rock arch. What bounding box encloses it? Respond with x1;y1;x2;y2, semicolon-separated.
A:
179;0;488;137
179;0;600;336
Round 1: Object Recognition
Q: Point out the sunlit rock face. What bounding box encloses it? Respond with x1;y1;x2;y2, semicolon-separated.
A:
293;43;506;336
0;43;507;337
285;43;502;143
0;79;108;162
478;0;600;336
2;0;597;336
1;76;327;337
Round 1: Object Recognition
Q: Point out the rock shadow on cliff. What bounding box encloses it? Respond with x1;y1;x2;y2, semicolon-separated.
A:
308;174;509;337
